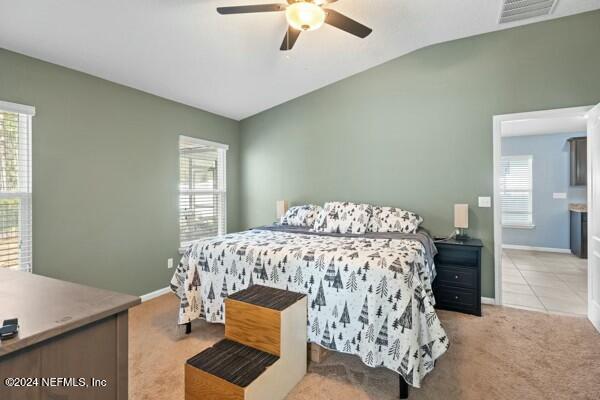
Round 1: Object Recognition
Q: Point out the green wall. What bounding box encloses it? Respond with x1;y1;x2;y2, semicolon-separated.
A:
240;11;600;298
1;11;599;298
0;48;240;296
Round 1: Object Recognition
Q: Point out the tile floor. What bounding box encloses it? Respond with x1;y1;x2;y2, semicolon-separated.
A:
502;249;588;316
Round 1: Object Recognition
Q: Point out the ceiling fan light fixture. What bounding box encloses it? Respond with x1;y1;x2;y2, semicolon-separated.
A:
285;2;325;31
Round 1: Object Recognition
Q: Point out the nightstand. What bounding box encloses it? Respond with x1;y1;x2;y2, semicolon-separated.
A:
433;238;483;316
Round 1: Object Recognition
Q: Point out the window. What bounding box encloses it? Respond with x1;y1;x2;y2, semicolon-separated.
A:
500;155;533;228
0;101;34;272
179;136;228;248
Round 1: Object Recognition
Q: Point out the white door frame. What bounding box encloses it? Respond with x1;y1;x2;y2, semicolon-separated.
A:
492;105;593;305
587;104;600;332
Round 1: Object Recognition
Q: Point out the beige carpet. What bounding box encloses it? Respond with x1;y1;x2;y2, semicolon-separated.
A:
129;294;600;400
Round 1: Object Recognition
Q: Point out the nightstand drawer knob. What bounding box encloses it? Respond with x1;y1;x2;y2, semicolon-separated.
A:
454;295;459;300
454;275;459;280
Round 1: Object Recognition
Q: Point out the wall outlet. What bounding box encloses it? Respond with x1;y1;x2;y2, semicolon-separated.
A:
553;192;567;199
167;258;173;269
478;196;491;208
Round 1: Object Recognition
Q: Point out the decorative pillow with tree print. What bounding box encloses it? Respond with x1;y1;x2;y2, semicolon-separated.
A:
280;204;322;227
367;206;423;233
313;201;373;234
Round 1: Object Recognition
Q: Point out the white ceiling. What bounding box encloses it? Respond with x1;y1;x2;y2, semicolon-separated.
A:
1;0;599;120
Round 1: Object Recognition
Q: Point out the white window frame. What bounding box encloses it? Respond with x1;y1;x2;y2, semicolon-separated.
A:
500;154;534;229
179;136;228;252
0;100;34;272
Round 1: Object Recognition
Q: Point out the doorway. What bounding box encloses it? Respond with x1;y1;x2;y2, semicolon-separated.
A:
493;106;592;316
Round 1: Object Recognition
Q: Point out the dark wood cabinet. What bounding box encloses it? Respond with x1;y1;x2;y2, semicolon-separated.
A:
433;238;483;316
570;210;588;258
569;137;587;186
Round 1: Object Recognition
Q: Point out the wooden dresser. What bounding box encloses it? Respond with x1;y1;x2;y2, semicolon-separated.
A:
433;238;483;316
0;270;140;400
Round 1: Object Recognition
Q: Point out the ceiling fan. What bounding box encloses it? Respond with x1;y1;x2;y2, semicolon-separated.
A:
216;0;372;51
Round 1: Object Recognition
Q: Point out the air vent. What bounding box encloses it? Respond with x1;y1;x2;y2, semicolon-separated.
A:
499;0;557;24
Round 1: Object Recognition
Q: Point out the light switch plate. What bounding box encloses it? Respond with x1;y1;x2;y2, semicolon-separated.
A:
553;192;567;199
167;258;173;269
478;196;491;208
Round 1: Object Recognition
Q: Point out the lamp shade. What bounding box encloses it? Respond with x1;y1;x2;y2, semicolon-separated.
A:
454;204;469;229
276;200;289;220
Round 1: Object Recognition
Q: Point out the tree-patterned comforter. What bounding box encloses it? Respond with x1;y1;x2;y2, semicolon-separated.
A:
170;228;449;388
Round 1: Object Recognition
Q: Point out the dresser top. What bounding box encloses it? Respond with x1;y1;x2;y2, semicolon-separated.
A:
0;270;140;357
434;238;483;247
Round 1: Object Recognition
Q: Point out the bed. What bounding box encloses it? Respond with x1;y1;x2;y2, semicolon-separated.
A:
170;223;449;390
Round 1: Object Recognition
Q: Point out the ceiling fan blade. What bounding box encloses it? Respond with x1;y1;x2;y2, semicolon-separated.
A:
324;9;372;38
280;26;301;51
217;4;286;14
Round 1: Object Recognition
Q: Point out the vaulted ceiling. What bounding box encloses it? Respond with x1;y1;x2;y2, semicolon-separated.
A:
1;0;599;120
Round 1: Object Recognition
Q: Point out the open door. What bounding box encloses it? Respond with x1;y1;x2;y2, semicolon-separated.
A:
587;103;600;332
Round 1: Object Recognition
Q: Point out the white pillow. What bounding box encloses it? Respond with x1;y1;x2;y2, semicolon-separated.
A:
367;206;423;233
313;201;372;234
280;204;321;227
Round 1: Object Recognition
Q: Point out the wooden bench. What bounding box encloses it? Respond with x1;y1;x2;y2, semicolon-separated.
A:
185;285;307;400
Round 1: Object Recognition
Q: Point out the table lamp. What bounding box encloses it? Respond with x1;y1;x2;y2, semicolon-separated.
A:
454;203;469;241
276;200;288;220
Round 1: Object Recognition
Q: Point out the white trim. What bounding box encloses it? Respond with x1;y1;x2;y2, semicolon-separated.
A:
0;100;36;116
140;286;171;302
493;105;593;307
219;146;228;237
586;103;600;332
495;106;592;123
493;114;503;306
503;224;535;229
590;296;600;332
502;244;571;254
179;135;229;150
481;297;496;305
20;114;32;272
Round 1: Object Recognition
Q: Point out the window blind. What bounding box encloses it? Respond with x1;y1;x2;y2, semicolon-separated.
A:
179;136;227;248
500;155;533;227
0;101;34;272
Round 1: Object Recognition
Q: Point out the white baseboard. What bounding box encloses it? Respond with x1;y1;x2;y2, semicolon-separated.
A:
481;297;496;305
502;244;571;254
141;286;170;302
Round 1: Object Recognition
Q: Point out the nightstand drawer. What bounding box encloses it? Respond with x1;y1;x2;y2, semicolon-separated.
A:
435;244;478;266
436;264;477;289
435;286;477;311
